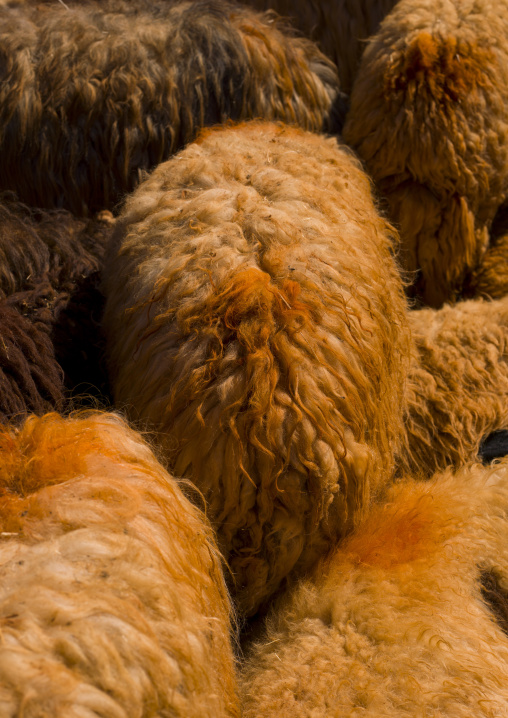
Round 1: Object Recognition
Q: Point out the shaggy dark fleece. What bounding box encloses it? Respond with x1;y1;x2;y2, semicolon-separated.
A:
239;0;399;93
0;301;65;422
0;195;114;409
0;0;340;215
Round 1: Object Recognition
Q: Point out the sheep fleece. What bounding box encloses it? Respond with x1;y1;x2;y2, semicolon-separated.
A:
241;463;508;716
343;0;508;307
0;0;339;215
103;121;411;615
400;296;508;477
239;0;399;93
0;411;239;717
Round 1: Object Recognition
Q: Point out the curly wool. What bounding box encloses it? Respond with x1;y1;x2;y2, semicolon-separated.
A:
0;195;114;402
103;121;411;616
239;0;399;93
0;411;239;717
343;0;508;307
399;296;508;477
241;463;508;717
0;0;339;215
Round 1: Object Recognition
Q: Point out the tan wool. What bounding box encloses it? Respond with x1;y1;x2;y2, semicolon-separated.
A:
0;411;239;717
343;0;508;307
103;120;411;616
242;462;508;716
401;296;508;476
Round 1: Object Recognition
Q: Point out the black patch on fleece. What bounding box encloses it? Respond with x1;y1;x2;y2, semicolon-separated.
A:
478;430;508;464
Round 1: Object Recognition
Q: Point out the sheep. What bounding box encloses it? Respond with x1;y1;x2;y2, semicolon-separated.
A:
0;410;239;717
238;0;399;93
241;461;508;717
0;195;115;407
342;0;508;307
0;0;340;215
102;120;412;616
400;295;508;478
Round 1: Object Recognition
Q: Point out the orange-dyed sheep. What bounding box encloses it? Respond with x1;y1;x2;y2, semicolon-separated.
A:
0;0;339;215
0;411;239;717
103;121;411;616
343;0;508;307
241;462;508;716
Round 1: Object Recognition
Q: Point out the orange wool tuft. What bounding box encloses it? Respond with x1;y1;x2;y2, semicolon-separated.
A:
338;487;456;570
385;33;494;104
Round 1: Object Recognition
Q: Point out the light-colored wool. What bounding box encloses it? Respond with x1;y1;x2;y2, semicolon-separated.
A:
239;0;399;93
241;463;508;717
0;0;339;215
0;411;239;717
103;121;411;616
343;0;508;307
400;295;508;477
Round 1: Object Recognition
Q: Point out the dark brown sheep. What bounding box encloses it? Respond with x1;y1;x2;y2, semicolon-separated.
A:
0;0;340;215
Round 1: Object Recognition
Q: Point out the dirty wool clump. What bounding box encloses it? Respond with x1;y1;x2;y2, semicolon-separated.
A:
241;461;508;717
0;411;239;717
0;0;340;215
343;0;508;307
103;121;411;616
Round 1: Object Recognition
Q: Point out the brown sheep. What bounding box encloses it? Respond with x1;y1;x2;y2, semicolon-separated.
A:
241;462;508;717
0;411;239;717
0;195;115;408
400;296;508;478
0;301;65;422
102;121;411;616
238;0;399;93
343;0;508;307
0;0;340;215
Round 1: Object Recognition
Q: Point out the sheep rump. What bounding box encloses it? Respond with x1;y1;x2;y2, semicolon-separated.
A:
343;0;508;307
103;120;411;616
0;411;239;717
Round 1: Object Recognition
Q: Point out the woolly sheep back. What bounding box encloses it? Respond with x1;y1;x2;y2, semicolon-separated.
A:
0;411;239;717
103;121;411;616
241;463;508;716
0;0;340;215
343;0;508;307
